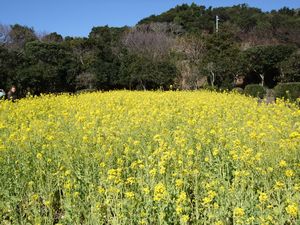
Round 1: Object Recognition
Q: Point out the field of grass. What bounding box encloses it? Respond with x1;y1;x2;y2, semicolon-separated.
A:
0;91;299;224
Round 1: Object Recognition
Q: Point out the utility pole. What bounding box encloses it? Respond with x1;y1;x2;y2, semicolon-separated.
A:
216;15;219;33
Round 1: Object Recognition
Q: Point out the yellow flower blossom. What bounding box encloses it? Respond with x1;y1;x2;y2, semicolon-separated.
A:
180;215;189;223
154;183;168;201
259;192;268;203
175;179;184;188
286;203;298;217
234;207;245;217
285;169;294;177
1;91;299;224
36;153;43;159
279;160;287;167
125;192;135;199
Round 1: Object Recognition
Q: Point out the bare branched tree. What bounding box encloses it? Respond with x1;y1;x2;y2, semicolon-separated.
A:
122;23;177;60
75;72;97;90
7;24;37;50
174;35;207;89
0;23;11;45
176;60;207;89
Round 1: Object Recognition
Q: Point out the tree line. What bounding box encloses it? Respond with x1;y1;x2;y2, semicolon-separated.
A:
0;3;300;97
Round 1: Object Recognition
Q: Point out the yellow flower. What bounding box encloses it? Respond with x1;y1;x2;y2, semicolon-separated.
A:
64;181;72;190
246;216;255;224
36;152;43;159
149;168;157;176
64;170;71;176
176;205;183;215
279;160;287;167
286;203;298;217
82;135;88;142
125;192;135;199
208;190;217;198
133;140;140;146
215;221;224;225
107;187;120;194
259;192;268;203
187;149;194;156
214;203;219;209
44;200;51;207
234;207;245;217
177;191;187;203
274;181;285;190
285;169;294;177
289;131;300;139
180;215;189;223
202;197;213;204
175;179;184;188
212;148;219;156
201;192;214;204
31;194;39;201
98;187;105;194
159;166;166;174
2;90;300;224
125;177;135;185
153;183;168;201
142;187;150;195
139;219;147;225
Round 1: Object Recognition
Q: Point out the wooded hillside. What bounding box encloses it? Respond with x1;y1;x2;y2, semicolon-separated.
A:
1;3;299;96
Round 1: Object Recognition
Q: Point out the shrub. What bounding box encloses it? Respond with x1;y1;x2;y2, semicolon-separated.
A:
75;88;98;94
232;87;244;94
274;82;300;101
203;85;217;91
244;84;266;98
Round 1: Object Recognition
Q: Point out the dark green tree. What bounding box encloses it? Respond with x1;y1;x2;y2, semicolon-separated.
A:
279;53;300;82
0;46;12;88
15;41;79;94
8;24;37;49
240;45;296;87
202;32;240;88
42;32;63;43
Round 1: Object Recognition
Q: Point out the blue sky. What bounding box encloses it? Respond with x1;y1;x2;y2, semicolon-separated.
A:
1;0;299;37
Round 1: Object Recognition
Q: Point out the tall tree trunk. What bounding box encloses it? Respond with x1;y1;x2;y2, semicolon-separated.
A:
259;74;264;87
210;71;215;87
139;78;146;91
280;67;285;83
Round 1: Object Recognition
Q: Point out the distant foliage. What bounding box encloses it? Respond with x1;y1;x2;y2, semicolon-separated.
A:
274;82;300;101
279;53;300;83
0;3;300;95
232;87;244;94
139;4;300;46
244;84;266;98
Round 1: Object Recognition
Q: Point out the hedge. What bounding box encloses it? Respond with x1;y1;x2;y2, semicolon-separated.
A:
274;82;300;101
244;84;266;98
232;87;244;94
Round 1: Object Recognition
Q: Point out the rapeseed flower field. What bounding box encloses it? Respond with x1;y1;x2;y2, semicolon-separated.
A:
0;91;299;224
